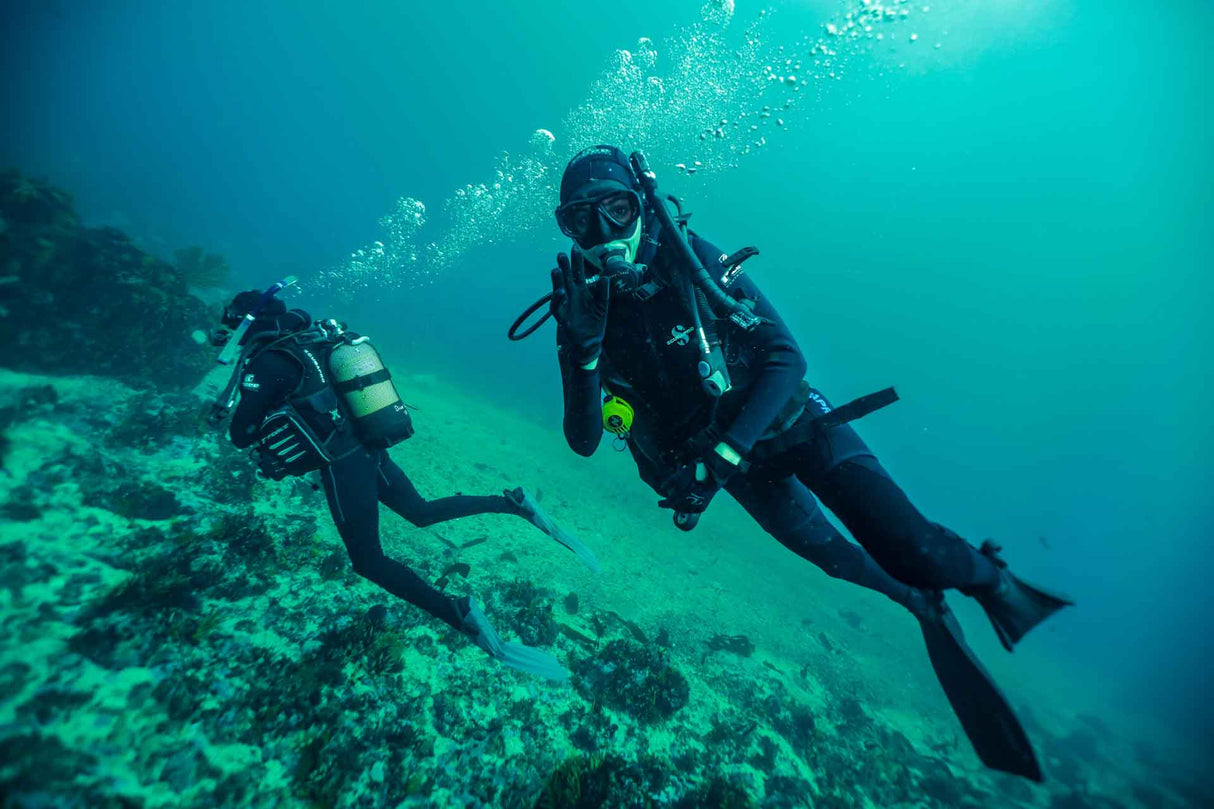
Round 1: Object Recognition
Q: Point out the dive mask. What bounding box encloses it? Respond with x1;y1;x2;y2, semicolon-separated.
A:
555;189;642;245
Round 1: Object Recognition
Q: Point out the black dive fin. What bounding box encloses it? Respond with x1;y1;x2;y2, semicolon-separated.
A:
971;540;1074;652
919;598;1044;782
979;570;1074;652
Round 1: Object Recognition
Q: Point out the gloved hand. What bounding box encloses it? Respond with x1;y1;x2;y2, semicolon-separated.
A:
550;249;610;365
458;597;570;682
658;461;719;515
657;450;738;526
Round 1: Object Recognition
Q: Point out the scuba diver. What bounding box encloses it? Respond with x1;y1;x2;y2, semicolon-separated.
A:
210;284;597;681
509;145;1074;779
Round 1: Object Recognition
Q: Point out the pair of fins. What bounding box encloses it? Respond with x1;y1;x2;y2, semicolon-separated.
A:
917;561;1073;782
454;488;597;681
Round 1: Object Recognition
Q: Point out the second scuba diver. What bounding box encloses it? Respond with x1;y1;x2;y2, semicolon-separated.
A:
512;145;1074;779
210;285;597;681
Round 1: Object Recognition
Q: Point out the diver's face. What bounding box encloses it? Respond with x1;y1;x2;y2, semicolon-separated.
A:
557;189;642;249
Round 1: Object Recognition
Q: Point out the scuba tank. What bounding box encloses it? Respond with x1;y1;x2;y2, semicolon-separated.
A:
324;323;414;449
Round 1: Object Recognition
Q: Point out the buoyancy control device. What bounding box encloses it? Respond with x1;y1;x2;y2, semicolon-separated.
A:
213;315;414;479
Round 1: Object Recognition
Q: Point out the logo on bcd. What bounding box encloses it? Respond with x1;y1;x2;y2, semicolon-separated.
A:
667;325;693;346
806;390;833;415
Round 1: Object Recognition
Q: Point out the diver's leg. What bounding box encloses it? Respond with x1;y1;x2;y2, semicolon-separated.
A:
321;450;463;628
373;453;518;527
725;472;925;612
807;454;1001;592
787;389;1069;648
776;387;1000;593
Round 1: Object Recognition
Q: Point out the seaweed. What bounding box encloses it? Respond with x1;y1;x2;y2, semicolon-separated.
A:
571;639;690;724
319;551;347;581
535;753;671;809
498;578;559;646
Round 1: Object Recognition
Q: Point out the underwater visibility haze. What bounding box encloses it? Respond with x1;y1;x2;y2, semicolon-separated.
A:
1;0;1211;807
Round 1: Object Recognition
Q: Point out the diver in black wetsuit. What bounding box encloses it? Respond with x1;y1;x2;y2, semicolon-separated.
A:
210;290;591;680
532;145;1073;779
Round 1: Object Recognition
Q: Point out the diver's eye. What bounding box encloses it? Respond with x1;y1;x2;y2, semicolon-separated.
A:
568;206;593;233
603;193;638;226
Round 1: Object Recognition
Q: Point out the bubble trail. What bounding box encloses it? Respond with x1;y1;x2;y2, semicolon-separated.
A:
316;0;929;298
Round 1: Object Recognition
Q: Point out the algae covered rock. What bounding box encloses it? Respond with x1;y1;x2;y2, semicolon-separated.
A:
571;639;690;724
0;171;215;387
535;753;672;809
497;577;560;647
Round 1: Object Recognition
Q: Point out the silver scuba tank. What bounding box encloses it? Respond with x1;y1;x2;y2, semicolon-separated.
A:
327;335;414;449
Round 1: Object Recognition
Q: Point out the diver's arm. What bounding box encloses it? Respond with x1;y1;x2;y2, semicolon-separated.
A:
692;236;808;459
228;352;300;449
556;325;604;457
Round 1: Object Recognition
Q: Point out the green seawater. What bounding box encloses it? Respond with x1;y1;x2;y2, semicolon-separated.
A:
1;1;1210;806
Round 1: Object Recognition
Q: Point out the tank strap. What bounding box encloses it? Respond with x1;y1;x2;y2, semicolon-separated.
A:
332;367;392;394
293;386;341;415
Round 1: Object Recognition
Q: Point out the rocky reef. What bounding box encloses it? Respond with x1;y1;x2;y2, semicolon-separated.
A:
0;191;1205;807
0;171;214;388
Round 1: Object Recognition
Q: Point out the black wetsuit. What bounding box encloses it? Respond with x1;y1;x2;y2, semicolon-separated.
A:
557;234;999;601
229;329;519;628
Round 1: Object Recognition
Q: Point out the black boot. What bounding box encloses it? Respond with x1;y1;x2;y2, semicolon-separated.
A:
968;541;1074;652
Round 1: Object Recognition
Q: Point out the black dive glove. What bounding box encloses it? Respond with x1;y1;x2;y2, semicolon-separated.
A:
658;451;738;530
550;249;610;365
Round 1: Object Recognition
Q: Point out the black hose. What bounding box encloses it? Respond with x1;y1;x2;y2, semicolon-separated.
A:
508;292;554;341
630;151;751;324
652;194;745;321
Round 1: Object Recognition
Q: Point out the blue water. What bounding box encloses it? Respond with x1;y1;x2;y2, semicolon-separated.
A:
4;0;1211;791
